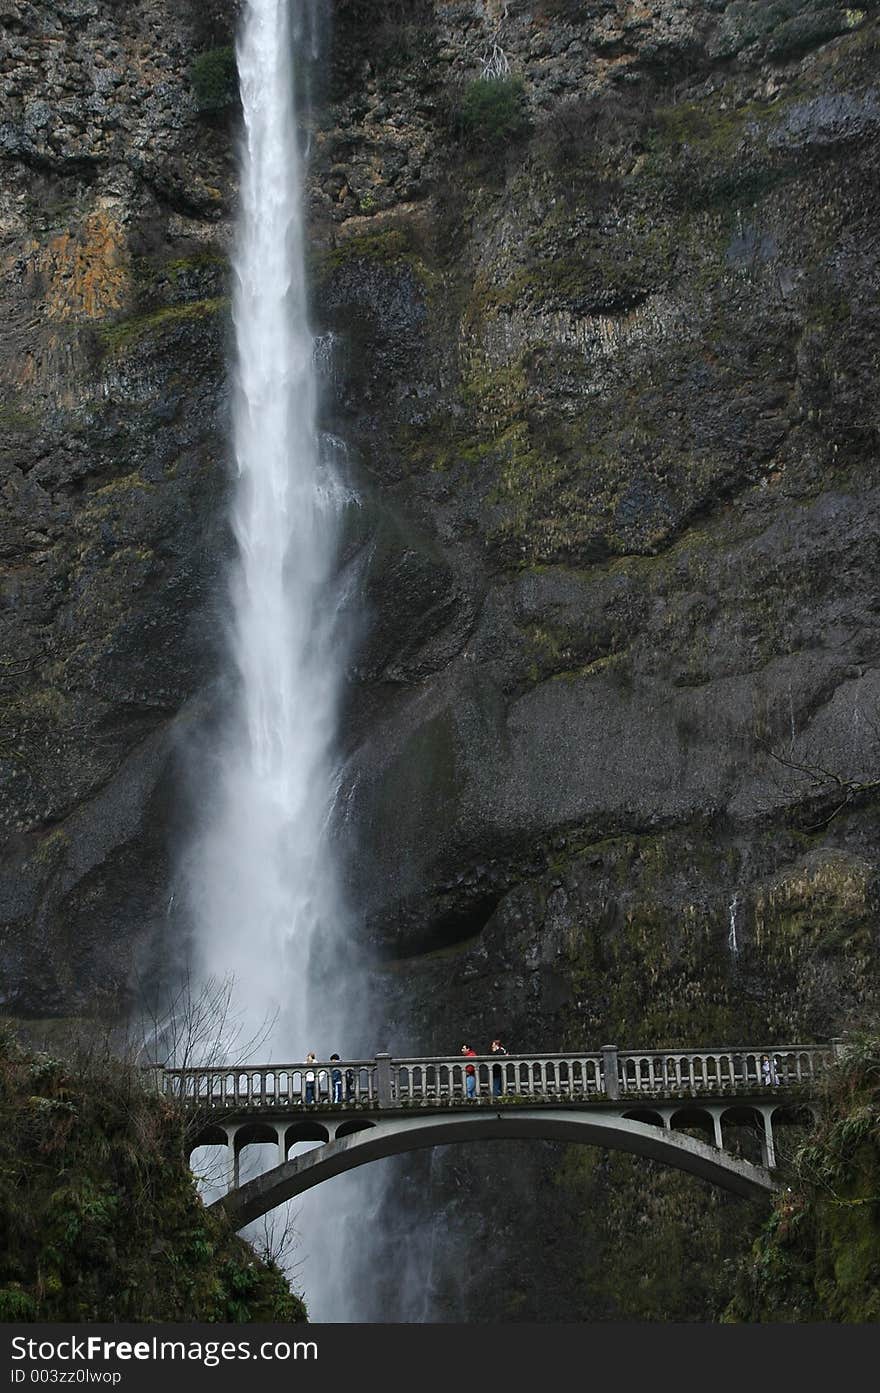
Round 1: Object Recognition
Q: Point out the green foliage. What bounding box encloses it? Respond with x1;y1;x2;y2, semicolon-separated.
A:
189;46;237;114
726;1031;880;1321
0;1027;307;1323
453;77;530;149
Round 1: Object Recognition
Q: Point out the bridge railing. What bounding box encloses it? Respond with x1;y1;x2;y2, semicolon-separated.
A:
615;1045;833;1095
391;1053;606;1102
156;1043;834;1111
159;1060;380;1109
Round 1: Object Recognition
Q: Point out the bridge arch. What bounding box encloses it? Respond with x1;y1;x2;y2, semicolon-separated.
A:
210;1108;779;1232
186;1123;227;1161
284;1121;330;1148
335;1118;376;1140
670;1105;713;1129
234;1122;278;1150
622;1108;664;1128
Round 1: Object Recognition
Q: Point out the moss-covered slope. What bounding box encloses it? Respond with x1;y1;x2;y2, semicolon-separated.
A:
0;1028;306;1323
726;1033;880;1321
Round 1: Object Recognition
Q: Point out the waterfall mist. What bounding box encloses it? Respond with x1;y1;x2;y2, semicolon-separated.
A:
178;0;376;1319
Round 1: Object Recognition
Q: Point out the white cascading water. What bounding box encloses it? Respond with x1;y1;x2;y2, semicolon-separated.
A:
183;0;370;1318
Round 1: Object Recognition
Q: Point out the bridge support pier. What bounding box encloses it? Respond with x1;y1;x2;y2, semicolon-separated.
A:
759;1109;776;1169
276;1124;287;1169
710;1110;723;1149
224;1127;239;1191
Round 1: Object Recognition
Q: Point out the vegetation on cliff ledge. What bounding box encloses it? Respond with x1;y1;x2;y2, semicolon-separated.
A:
726;1032;880;1321
0;1028;306;1323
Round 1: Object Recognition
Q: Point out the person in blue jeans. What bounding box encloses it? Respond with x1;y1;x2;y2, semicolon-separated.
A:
461;1044;477;1098
330;1053;343;1103
304;1052;317;1104
490;1038;508;1095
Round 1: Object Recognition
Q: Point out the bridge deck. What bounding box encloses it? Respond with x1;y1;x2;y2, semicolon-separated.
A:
156;1043;833;1115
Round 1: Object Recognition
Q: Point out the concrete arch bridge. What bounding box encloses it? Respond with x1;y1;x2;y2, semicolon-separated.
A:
158;1043;836;1229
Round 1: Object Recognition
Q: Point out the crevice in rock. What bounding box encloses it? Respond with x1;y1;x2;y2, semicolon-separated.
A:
382;892;502;962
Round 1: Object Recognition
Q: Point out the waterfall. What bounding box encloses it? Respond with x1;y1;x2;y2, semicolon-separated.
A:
181;0;367;1318
728;892;740;957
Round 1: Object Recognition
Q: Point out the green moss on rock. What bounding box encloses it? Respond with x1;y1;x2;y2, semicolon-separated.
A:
99;298;228;356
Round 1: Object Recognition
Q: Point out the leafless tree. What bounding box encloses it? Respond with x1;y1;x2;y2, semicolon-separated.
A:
249;1204;305;1290
764;740;880;830
132;966;277;1071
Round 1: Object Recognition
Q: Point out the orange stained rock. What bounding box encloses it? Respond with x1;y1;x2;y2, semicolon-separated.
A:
34;208;130;322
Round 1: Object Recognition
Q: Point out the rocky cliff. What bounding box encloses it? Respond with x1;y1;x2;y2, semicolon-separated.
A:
2;0;879;1320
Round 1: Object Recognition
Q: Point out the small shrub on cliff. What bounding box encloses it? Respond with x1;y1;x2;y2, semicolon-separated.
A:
190;46;238;114
452;77;531;149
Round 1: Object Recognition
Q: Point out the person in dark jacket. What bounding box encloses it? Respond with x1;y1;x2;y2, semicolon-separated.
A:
330;1053;343;1104
490;1038;508;1096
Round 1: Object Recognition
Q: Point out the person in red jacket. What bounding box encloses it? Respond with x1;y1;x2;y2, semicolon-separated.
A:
461;1043;477;1099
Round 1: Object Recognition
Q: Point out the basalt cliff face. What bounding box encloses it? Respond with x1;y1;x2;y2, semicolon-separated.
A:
2;0;880;1320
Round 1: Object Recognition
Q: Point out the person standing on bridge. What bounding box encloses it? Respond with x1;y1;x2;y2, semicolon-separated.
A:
761;1054;780;1087
461;1043;477;1099
304;1051;317;1104
490;1038;508;1096
330;1053;343;1104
